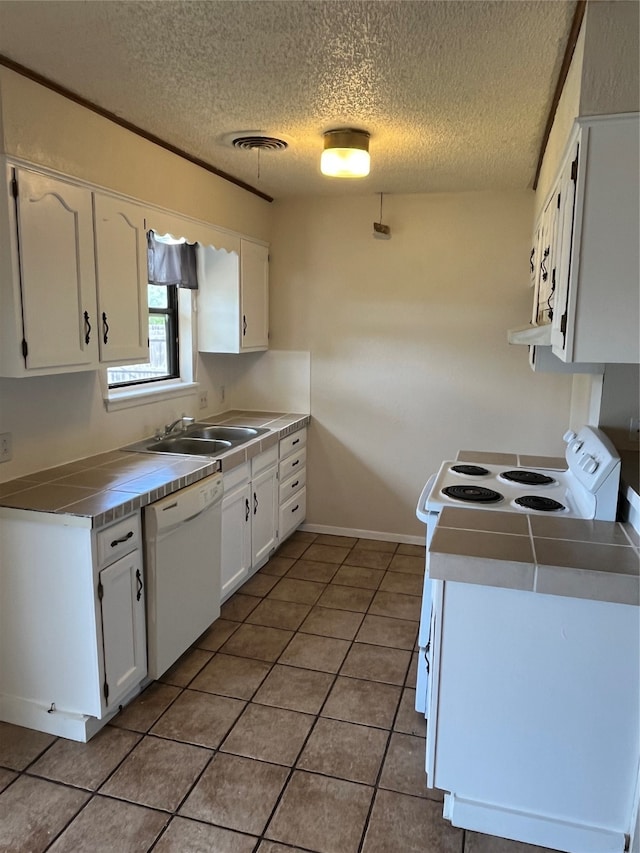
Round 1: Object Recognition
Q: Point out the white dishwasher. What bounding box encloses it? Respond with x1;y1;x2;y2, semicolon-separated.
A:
144;473;223;679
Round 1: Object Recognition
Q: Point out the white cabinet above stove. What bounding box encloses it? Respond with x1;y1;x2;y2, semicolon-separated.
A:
548;113;639;364
512;113;639;367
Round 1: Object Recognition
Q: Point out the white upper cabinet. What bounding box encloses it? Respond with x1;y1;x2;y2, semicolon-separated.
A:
93;193;149;365
6;168;99;373
240;239;269;351
549;113;639;363
198;238;269;354
0;164;150;377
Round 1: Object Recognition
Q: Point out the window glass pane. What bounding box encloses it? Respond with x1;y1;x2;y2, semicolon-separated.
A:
107;283;178;388
148;284;168;308
107;316;171;385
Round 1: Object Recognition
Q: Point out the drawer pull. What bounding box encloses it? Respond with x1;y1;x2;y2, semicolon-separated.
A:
110;530;134;548
291;460;299;467
291;480;299;489
161;502;178;512
291;504;299;513
292;438;300;446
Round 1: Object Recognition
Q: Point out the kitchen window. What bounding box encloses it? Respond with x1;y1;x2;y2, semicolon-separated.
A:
101;232;200;411
107;283;179;388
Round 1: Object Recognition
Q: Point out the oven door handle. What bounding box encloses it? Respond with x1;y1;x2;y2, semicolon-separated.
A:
416;473;438;524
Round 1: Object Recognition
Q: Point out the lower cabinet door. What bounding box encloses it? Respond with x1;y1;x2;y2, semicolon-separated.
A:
99;550;147;713
221;482;252;600
252;464;278;567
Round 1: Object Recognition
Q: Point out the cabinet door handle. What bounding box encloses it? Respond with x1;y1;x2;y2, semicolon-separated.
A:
292;438;300;446
110;530;134;548
135;568;143;602
84;311;92;345
102;311;110;344
253;492;258;515
529;248;535;275
243;315;247;336
540;247;549;282
245;497;250;522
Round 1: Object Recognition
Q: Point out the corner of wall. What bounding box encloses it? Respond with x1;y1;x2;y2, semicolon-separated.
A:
579;0;640;116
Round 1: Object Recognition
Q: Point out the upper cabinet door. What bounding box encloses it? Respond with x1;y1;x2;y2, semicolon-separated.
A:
240;239;269;351
15;168;98;370
93;193;149;365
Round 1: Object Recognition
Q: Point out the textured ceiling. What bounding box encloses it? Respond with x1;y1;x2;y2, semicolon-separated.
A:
0;0;577;199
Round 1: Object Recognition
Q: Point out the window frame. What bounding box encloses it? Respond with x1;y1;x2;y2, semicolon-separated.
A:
107;283;180;389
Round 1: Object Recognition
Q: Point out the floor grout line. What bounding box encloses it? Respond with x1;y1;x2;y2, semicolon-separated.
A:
3;532;456;853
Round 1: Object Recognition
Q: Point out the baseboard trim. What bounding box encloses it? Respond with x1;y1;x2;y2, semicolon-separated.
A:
299;523;424;547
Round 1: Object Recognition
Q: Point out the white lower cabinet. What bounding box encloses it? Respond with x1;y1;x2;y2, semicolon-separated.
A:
98;550;147;708
221;445;278;601
251;454;278;565
0;509;147;741
221;463;252;599
426;580;639;853
278;428;307;544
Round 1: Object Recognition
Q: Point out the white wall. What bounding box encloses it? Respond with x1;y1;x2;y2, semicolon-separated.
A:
270;192;574;539
0;68;270;240
535;1;640;432
579;0;640;118
0;68;275;482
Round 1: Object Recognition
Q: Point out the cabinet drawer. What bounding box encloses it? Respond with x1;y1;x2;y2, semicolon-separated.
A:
279;428;306;459
279;447;306;482
279;468;306;504
251;444;278;476
223;461;250;492
279;487;306;543
96;514;141;569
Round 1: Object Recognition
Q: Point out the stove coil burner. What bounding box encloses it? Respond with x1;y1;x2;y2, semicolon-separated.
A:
515;495;566;512
451;465;490;477
442;485;503;503
501;470;555;486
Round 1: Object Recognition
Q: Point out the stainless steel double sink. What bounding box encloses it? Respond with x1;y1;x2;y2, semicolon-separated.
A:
122;423;270;458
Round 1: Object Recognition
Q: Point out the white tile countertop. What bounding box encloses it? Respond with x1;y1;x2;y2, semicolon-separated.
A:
0;411;309;528
429;506;640;606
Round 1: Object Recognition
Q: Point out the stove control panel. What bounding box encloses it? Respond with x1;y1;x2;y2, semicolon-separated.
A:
564;426;621;517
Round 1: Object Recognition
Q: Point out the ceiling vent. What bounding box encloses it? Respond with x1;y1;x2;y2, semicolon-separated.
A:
231;135;288;152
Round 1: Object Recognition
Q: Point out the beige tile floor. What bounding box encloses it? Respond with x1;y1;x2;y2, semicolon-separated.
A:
0;531;560;853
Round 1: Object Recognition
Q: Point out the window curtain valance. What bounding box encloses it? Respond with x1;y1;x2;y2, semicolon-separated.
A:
147;231;199;289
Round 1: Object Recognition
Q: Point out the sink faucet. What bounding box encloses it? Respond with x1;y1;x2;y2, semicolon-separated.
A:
164;416;195;436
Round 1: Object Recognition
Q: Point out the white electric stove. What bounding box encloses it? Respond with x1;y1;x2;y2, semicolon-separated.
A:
418;425;621;525
414;425;622;716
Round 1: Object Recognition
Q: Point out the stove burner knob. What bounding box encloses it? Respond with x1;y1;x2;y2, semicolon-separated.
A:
569;439;584;454
563;430;577;443
579;455;598;474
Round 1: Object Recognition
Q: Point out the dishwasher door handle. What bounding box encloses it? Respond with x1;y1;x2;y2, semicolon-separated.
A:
154;501;221;538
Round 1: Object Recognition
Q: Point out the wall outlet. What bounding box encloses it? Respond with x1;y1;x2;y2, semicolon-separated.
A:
198;391;208;410
0;432;12;463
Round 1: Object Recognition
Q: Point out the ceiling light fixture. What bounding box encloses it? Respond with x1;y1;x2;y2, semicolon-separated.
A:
321;128;370;178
